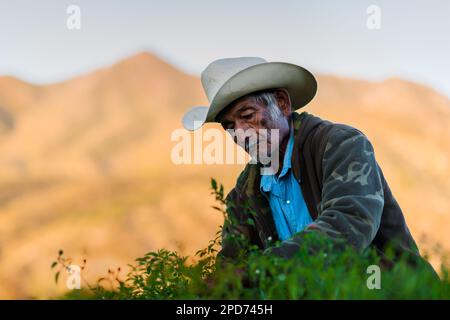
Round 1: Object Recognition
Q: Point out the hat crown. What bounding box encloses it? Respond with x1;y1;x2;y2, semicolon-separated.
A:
201;57;267;102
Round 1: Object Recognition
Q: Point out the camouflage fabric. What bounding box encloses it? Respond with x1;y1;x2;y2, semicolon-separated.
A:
219;111;422;264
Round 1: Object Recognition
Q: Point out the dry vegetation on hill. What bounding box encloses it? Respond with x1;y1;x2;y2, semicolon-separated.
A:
0;52;448;298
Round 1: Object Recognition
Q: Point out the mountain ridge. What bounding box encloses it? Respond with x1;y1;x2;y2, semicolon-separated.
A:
0;51;448;298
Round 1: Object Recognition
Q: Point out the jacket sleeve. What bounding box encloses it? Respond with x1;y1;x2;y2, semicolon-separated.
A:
266;127;385;258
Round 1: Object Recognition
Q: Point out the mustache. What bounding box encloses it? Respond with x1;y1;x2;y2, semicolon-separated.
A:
243;138;273;155
229;130;275;152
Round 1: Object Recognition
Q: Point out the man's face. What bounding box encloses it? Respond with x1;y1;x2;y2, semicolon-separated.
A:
217;89;291;162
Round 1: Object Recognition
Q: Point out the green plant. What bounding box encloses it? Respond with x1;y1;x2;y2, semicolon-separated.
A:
54;178;450;300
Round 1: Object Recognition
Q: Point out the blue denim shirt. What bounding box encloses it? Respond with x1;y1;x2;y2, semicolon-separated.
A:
260;128;312;241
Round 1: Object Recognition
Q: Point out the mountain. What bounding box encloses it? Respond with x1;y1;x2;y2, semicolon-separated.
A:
0;52;448;298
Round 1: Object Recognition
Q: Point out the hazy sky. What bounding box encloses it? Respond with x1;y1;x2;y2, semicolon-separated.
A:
0;0;449;97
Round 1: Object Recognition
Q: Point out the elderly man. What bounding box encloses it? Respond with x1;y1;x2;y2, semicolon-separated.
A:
182;57;424;265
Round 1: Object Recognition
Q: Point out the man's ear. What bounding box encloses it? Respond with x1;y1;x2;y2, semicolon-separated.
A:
274;88;292;116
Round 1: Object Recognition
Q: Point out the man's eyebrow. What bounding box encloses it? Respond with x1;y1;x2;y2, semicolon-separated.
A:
219;103;255;123
238;105;256;113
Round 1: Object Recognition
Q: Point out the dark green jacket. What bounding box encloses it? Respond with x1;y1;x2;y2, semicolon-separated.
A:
219;111;421;262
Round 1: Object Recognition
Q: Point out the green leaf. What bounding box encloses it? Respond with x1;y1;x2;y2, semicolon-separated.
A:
54;271;60;284
211;178;217;190
246;218;255;227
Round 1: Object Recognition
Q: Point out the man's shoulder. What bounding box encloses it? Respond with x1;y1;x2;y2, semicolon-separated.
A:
295;112;369;155
231;114;371;195
300;112;365;136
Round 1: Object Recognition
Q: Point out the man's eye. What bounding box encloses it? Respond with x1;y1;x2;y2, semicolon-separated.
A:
241;113;253;119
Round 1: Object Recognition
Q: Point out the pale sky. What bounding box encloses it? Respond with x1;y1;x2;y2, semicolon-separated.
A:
0;0;449;97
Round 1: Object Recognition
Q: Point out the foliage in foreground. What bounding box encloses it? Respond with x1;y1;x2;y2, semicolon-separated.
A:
54;179;450;300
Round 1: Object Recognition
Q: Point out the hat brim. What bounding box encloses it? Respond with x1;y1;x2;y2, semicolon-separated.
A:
182;62;317;131
182;106;209;131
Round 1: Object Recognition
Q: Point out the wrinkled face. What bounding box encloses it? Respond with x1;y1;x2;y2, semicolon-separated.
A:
217;89;291;164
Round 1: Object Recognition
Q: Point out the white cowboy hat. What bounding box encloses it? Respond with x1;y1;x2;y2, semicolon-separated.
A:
182;57;317;131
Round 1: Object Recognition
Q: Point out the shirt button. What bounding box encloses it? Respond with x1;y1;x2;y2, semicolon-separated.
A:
286;200;291;204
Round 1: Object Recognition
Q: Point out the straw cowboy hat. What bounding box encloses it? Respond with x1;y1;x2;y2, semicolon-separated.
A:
182;57;317;131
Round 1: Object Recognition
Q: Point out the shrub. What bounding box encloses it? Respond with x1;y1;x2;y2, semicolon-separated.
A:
55;179;450;300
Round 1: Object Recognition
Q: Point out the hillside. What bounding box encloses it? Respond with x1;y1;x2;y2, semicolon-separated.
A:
0;52;448;298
